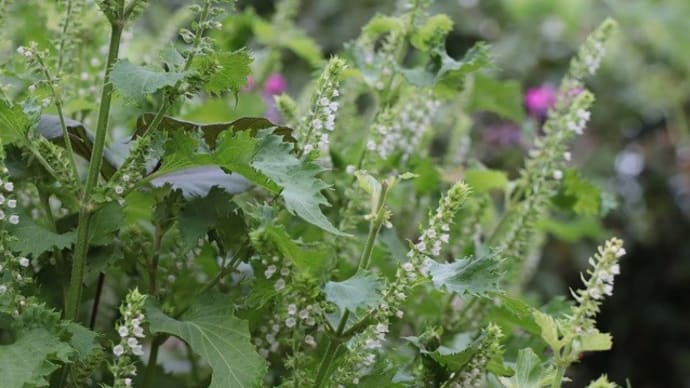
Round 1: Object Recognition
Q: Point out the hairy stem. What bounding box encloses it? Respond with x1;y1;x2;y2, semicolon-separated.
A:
64;19;124;321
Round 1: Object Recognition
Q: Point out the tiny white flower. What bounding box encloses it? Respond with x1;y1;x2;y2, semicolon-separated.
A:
305;335;316;347
615;248;626;258
9;215;19;224
41;98;51;108
127;337;139;348
402;262;414;272
287;304;297;315
553;170;563;180
285;317;296;328
298;309;309;320
28;84;36;93
4;182;14;191
18;257;30;267
118;326;129;337
319;97;329;106
113;344;125;357
114;185;124;195
131;344;144;356
345;165;356;174
611;263;621;275
133;326;145;338
0;285;6;294
275;278;286;291
7;199;16;208
122;174;131;182
264;265;276;279
124;378;132;387
375;323;388;333
564;151;572;161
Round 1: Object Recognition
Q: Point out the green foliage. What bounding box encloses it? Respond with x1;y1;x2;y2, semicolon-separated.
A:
146;297;266;388
467;74;526;123
198;50;252;96
324;270;383;317
428;254;504;296
0;99;31;145
501;348;554;388
0;328;74;388
110;60;190;103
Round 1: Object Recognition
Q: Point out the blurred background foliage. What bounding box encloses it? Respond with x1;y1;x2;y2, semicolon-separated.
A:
2;0;689;386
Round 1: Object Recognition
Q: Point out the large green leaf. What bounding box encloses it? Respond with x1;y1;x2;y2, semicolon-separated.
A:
110;60;189;103
324;270;383;318
146;297;266;388
178;187;238;250
0;328;73;388
7;216;76;257
0;99;31;145
501;348;554;388
428;254;503;296
252;135;345;235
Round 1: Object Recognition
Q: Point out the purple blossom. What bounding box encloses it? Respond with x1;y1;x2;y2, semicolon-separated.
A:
525;84;557;119
263;73;287;95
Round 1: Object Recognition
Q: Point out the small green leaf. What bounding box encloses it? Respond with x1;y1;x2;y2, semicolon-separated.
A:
324;270;383;316
501;348;554;388
577;330;612;352
428;254;503;296
467;74;525;123
110;59;189;103
464;168;509;193
533;311;562;353
201;50;252;96
552;169;602;216
0;328;74;388
402;42;492;95
146;296;266;388
253;135;346;235
88;202;125;246
263;223;332;278
0;99;31;145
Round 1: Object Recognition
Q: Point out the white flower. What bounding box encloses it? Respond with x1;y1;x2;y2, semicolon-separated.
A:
402;262;414;272
133;326;145;338
264;265;276;279
274;278;286;291
553;170;563;180
375;323;388;333
564;152;572;161
127;337;139;348
114;185;124;195
305;335;316;347
611;263;621;275
615;248;626;258
0;285;6;294
285;317;296;328
7;199;16;208
124;378;132;387
3;182;14;191
113;344;125;357
287;304;297;315
280;267;290;276
18;257;30;267
131;344;144;356
9;215;19;224
298;309;309;320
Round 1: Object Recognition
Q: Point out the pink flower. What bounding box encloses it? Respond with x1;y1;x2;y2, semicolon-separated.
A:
264;73;287;95
525;84;557;118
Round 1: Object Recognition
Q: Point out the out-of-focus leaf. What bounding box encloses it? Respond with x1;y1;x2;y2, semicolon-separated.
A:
0;99;31;145
263;223;332;278
198;50;252;96
552;169;602;216
500;348;554;388
538;217;606;242
464;168;509;193
468;73;526;123
110;59;189;103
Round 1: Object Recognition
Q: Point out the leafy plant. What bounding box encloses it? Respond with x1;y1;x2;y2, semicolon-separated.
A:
0;0;627;387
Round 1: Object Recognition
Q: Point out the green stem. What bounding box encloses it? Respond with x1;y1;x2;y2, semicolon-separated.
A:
64;20;124;322
552;364;566;388
142;335;164;387
36;54;79;181
314;310;349;388
56;0;74;74
358;182;389;270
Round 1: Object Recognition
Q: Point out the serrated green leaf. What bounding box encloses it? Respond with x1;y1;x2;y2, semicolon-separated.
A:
410;14;454;52
501;348;554;388
88;202;125;246
7;216;76;257
110;60;189;103
202;50;252;96
464;168;509;193
146;296;266;388
0;328;74;388
324;270;383;316
533;310;562;353
428;254;503;296
64;322;100;361
467;74;525;123
252;135;346;235
0;99;31;145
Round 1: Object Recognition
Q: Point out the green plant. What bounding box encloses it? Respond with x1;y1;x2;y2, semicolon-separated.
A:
0;1;626;387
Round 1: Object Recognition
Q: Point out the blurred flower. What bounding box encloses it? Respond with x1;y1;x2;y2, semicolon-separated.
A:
263;73;287;95
525;84;557;119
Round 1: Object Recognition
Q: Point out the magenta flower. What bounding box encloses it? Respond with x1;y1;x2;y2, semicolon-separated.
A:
525;84;557;119
264;73;287;96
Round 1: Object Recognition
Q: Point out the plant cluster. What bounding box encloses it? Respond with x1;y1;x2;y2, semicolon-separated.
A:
0;0;626;387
